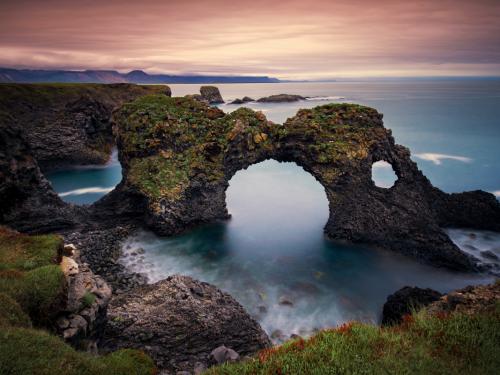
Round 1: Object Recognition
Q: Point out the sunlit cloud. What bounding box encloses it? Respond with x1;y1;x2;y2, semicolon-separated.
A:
1;0;500;78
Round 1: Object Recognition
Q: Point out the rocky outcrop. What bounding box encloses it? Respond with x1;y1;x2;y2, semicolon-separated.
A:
0;83;171;172
0;112;80;232
257;94;305;103
111;96;500;271
381;286;443;325
230;96;254;105
426;282;500;316
200;86;224;104
102;275;270;373
56;243;112;351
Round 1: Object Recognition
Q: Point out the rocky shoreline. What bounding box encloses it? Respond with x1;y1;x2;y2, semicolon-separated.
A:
1;83;500;374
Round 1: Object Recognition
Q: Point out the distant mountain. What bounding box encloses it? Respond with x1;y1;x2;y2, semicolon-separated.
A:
0;68;281;84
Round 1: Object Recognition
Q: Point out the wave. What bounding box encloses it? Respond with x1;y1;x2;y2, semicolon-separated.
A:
492;190;500;198
414;152;472;165
58;186;114;197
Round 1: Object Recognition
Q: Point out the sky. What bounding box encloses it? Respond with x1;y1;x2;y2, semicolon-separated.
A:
1;0;500;79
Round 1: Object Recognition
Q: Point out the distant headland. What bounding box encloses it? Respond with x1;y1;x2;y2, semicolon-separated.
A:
0;67;281;84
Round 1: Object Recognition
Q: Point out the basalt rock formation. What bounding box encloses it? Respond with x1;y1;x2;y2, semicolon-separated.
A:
382;282;500;325
0;83;171;171
102;275;270;373
109;95;500;271
200;85;224;104
0;112;80;232
381;286;443;325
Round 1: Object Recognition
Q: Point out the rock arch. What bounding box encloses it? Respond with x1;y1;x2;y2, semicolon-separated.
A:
106;95;500;271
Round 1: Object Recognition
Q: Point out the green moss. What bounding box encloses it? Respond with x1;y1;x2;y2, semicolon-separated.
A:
0;227;62;271
0;327;156;375
206;309;500;375
128;154;191;200
80;291;96;309
0;293;32;328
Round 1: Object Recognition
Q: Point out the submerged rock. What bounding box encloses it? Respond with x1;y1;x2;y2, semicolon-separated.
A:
382;286;443;325
200;86;224;104
102;275;270;373
257;94;305;103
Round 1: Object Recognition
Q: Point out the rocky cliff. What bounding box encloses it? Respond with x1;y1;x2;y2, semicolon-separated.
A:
109;95;500;271
0;83;171;171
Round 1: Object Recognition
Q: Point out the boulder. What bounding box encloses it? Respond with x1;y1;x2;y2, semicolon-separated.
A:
382;286;443;325
209;345;240;365
256;94;305;103
102;275;270;373
200;86;224;104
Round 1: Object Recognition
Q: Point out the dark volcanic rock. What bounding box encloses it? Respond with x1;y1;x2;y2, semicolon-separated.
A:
382;286;443;325
0;112;80;232
0;83;171;172
426;282;500;315
230;96;255;104
111;98;500;271
257;94;305;103
200;86;224;104
102;275;270;373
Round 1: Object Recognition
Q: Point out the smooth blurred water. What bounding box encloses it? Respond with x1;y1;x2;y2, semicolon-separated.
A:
45;80;500;341
120;160;495;342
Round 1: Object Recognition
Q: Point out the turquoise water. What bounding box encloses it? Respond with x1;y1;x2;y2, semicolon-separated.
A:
46;81;500;340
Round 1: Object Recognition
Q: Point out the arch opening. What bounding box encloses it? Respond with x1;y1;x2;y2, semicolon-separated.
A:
225;159;329;244
45;148;122;205
371;160;398;189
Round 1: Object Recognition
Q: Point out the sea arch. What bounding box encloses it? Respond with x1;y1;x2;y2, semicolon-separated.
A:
104;95;500;271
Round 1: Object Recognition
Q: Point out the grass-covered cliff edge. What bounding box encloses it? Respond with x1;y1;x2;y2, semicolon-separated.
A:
0;226;155;375
207;300;500;375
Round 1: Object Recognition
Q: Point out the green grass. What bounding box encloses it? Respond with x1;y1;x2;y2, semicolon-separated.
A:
0;265;66;326
0;228;66;326
206;309;500;375
0;293;32;328
0;227;63;271
81;291;96;308
0;227;158;374
0;327;156;375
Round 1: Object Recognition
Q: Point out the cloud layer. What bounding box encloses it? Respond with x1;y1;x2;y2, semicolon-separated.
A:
1;0;500;78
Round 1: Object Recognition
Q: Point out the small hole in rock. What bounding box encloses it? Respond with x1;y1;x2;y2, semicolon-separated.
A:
372;160;398;188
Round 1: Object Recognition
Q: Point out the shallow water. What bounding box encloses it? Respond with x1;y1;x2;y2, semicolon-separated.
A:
45;80;500;341
119;160;495;342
